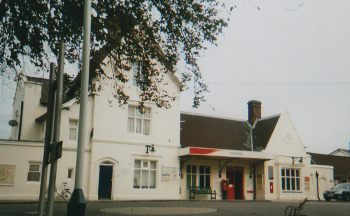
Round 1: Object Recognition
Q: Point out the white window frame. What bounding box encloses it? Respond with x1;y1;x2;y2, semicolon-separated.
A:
69;119;78;141
281;168;301;192
133;160;157;189
186;165;211;189
127;106;151;135
186;165;197;189
199;165;211;188
27;162;41;182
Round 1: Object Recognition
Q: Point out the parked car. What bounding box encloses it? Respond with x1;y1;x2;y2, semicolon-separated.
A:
323;183;350;201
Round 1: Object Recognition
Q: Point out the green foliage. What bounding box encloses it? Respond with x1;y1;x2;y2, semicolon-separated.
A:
0;0;232;108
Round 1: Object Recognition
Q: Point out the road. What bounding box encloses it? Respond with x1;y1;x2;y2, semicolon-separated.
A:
0;200;349;216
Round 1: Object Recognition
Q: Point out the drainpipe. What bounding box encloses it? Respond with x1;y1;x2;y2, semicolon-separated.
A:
249;123;254;151
316;171;320;201
248;122;256;200
17;101;23;141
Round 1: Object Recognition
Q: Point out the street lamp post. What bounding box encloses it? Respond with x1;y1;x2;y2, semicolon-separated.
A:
67;0;91;215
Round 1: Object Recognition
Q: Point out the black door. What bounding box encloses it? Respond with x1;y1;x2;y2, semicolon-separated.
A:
98;165;113;199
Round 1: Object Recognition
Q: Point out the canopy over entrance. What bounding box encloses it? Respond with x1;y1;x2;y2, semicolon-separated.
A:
179;147;275;179
179;147;274;160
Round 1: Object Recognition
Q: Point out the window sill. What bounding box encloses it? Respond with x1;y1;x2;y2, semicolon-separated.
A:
128;133;150;137
133;187;156;190
0;184;15;186
282;191;303;193
26;181;40;184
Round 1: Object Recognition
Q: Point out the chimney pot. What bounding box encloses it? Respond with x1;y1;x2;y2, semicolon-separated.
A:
248;100;262;125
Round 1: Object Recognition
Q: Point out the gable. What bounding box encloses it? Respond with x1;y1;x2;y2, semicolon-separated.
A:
264;112;307;157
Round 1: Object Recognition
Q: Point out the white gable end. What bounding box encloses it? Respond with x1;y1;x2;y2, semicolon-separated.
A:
264;112;307;157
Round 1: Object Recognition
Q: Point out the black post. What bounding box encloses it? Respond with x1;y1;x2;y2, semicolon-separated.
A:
37;63;56;216
46;42;65;216
253;163;256;200
17;101;23;140
316;171;320;201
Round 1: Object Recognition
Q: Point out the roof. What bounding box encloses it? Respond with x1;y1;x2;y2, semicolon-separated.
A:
180;113;251;151
309;152;350;179
23;75;70;105
330;148;350;156
180;113;280;151
26;76;49;84
253;115;280;151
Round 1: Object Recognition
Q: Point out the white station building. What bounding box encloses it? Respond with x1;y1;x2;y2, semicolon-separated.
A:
0;70;334;201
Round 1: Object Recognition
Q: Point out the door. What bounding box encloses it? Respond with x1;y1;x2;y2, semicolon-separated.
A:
98;165;113;199
226;167;244;199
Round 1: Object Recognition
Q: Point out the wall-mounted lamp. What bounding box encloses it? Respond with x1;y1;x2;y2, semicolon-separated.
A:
292;156;303;164
145;144;156;154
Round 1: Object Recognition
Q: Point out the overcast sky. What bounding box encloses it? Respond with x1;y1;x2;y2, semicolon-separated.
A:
1;0;350;154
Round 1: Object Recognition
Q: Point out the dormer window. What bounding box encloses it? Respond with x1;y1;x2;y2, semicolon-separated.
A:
127;106;150;135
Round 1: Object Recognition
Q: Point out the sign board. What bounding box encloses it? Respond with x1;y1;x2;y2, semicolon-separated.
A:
0;164;16;185
304;176;310;191
161;167;178;183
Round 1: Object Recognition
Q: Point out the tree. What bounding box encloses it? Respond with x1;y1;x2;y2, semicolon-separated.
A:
0;0;232;108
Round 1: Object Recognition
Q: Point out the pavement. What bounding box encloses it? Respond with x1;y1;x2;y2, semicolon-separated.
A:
0;200;349;216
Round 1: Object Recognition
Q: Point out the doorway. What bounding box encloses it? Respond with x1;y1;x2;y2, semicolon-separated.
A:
98;164;113;200
226;166;244;199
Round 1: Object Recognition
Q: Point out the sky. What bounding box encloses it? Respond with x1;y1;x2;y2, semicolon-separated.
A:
1;0;350;154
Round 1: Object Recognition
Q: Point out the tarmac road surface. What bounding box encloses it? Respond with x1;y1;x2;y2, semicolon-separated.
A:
0;200;349;216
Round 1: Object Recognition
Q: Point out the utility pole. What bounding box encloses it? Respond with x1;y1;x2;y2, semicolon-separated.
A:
46;42;65;216
67;0;91;215
37;63;56;216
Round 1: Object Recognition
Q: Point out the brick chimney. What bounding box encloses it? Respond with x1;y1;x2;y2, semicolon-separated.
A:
248;100;261;125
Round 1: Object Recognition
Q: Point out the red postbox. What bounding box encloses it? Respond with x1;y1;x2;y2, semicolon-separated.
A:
227;183;235;200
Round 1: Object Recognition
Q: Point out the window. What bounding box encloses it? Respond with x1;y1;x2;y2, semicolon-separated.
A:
68;168;74;179
27;163;41;182
281;168;300;191
69;119;78;141
199;166;210;187
128;106;150;135
186;165;197;189
132;63;139;86
186;165;211;189
133;160;157;189
268;166;274;180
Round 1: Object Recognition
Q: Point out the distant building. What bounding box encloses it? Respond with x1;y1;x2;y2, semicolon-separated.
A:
329;148;350;157
309;153;350;183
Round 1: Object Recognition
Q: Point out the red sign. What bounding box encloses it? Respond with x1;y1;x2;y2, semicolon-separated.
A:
189;147;218;155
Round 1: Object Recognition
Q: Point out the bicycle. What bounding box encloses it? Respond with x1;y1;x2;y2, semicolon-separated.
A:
55;182;72;200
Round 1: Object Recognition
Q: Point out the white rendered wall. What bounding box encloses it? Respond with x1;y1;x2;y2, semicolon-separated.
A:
264;112;307;158
88;141;180;200
0;140;90;200
10;80;25;140
19;82;47;141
